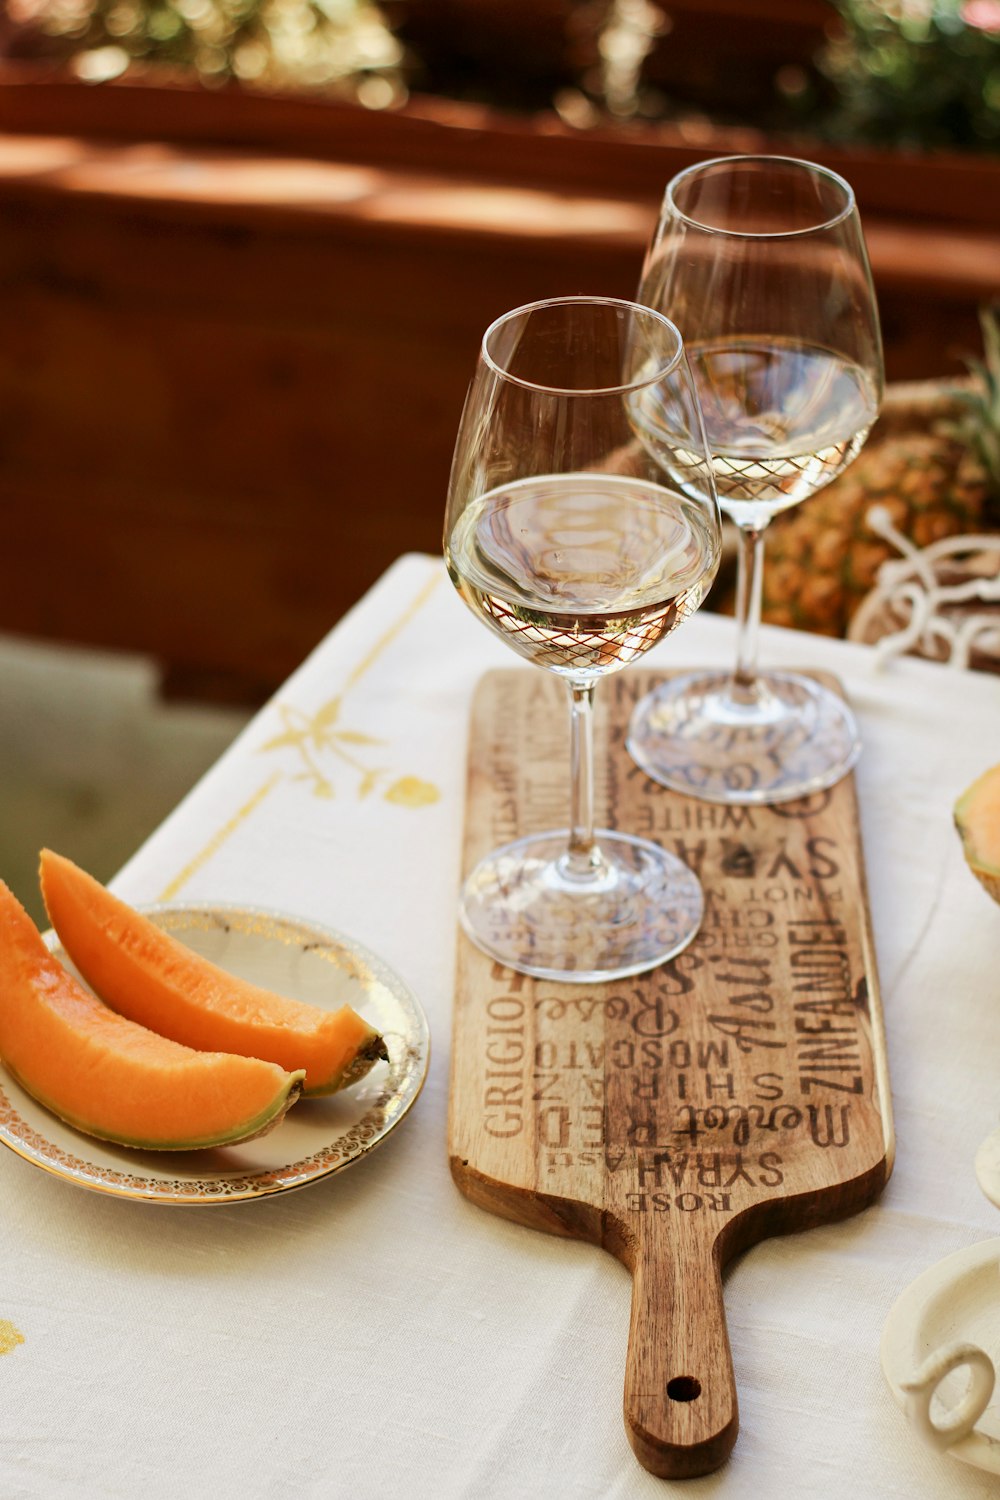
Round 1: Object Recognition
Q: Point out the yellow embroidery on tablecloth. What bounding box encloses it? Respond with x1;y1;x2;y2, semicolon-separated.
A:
259;702;442;806
260;698;385;799
343;571;441;691
0;1321;24;1355
384;777;440;808
160;569;443;897
258;570;444;802
158;774;281;902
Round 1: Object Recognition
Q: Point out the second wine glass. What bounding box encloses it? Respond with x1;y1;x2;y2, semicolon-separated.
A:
628;155;884;805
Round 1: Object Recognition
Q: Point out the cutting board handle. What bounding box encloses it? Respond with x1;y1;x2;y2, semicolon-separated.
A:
623;1217;738;1479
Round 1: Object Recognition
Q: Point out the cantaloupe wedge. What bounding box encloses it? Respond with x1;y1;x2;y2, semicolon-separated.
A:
955;763;1000;905
40;850;388;1095
0;881;304;1150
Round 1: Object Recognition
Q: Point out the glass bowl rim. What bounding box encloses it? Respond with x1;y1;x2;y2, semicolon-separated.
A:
665;154;857;241
480;294;687;396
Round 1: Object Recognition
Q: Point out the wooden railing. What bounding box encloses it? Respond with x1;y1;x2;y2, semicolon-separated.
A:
0;74;996;700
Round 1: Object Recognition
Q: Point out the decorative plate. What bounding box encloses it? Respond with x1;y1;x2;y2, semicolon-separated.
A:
881;1238;1000;1476
0;905;430;1205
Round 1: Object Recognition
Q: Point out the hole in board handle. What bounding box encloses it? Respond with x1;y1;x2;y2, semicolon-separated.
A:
667;1376;702;1403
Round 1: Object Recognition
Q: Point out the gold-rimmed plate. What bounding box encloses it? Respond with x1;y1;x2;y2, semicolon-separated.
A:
0;904;430;1204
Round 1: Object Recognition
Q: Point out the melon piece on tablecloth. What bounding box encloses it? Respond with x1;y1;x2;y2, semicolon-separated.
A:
0;881;304;1150
39;850;388;1096
955;763;1000;904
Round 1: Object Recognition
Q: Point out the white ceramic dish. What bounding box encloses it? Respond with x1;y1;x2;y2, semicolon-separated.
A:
881;1238;1000;1475
0;904;430;1205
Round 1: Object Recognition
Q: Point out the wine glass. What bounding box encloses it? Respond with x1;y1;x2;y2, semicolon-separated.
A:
627;155;884;804
444;295;722;982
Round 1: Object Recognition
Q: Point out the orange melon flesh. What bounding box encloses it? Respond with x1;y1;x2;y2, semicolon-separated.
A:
0;881;304;1150
955;762;1000;905
40;850;388;1096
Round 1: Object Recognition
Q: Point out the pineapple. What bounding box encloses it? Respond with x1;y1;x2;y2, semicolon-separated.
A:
760;307;1000;638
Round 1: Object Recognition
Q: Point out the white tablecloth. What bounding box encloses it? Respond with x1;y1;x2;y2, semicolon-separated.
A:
4;552;1000;1498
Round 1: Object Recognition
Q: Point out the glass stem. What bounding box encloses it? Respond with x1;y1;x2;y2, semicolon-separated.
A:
730;523;768;706
563;679;604;880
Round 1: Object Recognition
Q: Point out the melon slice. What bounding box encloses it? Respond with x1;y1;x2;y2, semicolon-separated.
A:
0;881;304;1150
40;851;389;1096
955;763;1000;905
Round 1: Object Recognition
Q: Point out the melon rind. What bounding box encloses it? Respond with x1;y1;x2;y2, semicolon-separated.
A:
955;763;1000;906
3;1060;303;1152
40;850;389;1095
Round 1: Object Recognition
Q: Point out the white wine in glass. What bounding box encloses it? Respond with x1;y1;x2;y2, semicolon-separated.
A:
444;296;722;982
628;155;884;805
448;472;715;676
679;336;876;510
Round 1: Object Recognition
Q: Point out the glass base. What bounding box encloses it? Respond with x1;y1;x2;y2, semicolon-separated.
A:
459;830;704;983
627;670;861;806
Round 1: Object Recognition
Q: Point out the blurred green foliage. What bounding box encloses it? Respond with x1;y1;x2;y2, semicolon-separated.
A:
22;0;406;101
13;0;1000;153
821;0;1000;150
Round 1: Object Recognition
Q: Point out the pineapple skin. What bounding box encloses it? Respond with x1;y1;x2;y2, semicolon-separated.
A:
761;407;992;638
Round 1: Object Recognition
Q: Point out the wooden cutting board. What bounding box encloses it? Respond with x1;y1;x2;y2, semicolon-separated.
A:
448;667;893;1480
